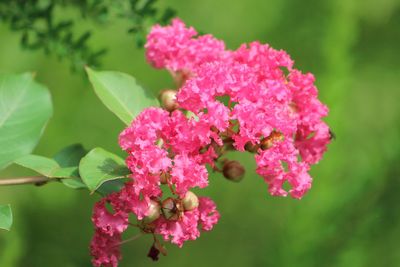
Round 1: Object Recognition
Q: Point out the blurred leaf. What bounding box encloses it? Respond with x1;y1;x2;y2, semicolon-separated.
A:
54;144;88;189
79;147;130;193
54;144;87;167
0;204;12;231
85;67;158;125
14;155;78;178
0;73;52;170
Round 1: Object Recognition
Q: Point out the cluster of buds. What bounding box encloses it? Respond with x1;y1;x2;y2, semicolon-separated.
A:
141;191;200;224
90;18;331;267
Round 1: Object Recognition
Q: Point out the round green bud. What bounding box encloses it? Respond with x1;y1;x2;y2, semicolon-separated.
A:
143;200;161;223
159;89;179;112
182;191;199;211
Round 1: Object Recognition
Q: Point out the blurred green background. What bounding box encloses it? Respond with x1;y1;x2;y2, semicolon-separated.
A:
1;0;400;266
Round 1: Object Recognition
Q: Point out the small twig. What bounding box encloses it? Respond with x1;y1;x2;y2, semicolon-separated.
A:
166;180;176;195
115;233;143;247
0;176;51;186
212;164;223;173
153;234;167;256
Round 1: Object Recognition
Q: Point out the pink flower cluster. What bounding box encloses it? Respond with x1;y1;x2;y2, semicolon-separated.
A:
91;107;221;266
147;18;330;197
90;18;331;266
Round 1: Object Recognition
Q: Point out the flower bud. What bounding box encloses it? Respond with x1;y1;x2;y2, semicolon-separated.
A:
182;191;199;211
244;142;259;153
222;160;245;182
143;200;161;223
260;131;284;150
161;197;182;221
159;172;170;184
147;244;160;261
159;89;179;112
289;102;298;113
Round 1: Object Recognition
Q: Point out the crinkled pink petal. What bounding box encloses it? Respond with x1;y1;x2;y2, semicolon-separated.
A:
287;162;312;199
154;210;200;247
295;121;331;164
145;18;226;73
109;183;156;220
119;108;169;151
198;197;220;231
92;200;128;236
171;154;208;196
126;146;171;175
196;146;218;166
255;140;300;197
165;110;214;155
90;231;121;267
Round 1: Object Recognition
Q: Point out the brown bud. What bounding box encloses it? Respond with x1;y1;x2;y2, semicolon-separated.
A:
159;172;170;184
244;142;259;153
182;191;199;211
142;200;161;223
161;198;182;221
260;131;284;150
222;160;245;182
159;89;179;112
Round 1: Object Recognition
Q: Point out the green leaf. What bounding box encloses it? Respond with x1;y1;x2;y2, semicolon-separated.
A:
0;73;53;170
54;144;87;167
85;67;158;125
54;144;87;189
79;147;130;193
60;177;86;189
0;204;13;231
14;154;78;178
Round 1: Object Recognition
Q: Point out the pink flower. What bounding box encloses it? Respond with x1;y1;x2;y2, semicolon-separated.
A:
232;42;294;79
255;140;298;197
295;121;331;164
92;199;128;236
165;110;215;155
91;231;121;267
198;197;220;231
154;211;201;247
90;17;331;266
126;147;171;175
119;107;169;151
153;197;220;247
171;154;208;196
287;162;312;199
288;70;328;125
145;18;226;74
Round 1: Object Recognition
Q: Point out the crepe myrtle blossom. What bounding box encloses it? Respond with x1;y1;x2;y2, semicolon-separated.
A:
90;18;331;266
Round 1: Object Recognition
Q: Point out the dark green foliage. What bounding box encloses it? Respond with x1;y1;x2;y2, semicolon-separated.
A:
0;0;175;71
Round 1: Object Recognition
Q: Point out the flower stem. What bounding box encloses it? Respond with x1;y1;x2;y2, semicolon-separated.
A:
117;233;143;246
